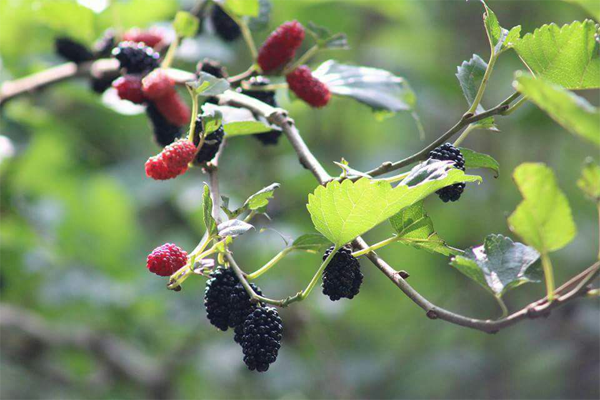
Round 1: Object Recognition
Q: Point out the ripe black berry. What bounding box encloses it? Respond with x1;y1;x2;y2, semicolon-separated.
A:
112;41;159;74
240;77;282;146
204;267;262;331
196;59;229;79
322;246;363;301
239;307;283;372
210;5;241;42
55;37;94;63
194;122;225;164
428;143;466;202
146;101;182;146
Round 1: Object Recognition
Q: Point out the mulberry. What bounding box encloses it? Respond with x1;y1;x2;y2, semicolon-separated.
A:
112;75;145;104
55;37;94;63
322;246;363;301
210;5;241;42
286;66;331;108
240;77;282;145
428;143;466;202
194;122;225;165
146;243;188;276
123;28;166;49
146;102;182;146
112;41;160;74
239;307;283;372
257;21;305;73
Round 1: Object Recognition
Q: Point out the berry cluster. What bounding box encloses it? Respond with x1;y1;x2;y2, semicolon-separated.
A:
112;41;160;74
146;243;188;276
145;139;196;180
240;77;283;145
258;21;305;73
204;267;283;372
428;143;466;202
322;246;363;301
286;65;331;108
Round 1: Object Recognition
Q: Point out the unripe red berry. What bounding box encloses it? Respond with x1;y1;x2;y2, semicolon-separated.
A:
142;69;175;100
146;243;188;276
112;75;145;104
154;90;191;126
161;139;197;170
286;65;331;108
123;28;166;49
257;21;305;73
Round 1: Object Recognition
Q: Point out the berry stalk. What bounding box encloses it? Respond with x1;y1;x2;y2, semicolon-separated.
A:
541;252;556;301
246;248;293;280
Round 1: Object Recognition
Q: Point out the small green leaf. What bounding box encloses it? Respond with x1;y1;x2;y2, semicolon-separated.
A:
307;162;481;246
577;158;600;201
513;20;600;89
503;25;522;51
217;219;254;238
291;234;331;253
389;201;459;256
203;185;218;236
514;72;600;147
450;234;540;297
481;1;508;54
173;11;200;38
197;105;224;136
244;183;280;211
224;121;273;136
313;60;416;112
455;54;498;131
202;104;276;137
459;148;500;177
223;0;259;17
508;163;577;253
190;72;231;96
306;22;349;49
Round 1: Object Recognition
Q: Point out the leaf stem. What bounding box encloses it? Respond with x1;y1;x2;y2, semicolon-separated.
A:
374;172;410;184
283;45;319;75
186;88;199;143
352;236;400;257
494;295;509;318
501;96;527;116
453;124;477;147
467;53;497;115
541;252;556;301
161;35;180;69
247;248;292;280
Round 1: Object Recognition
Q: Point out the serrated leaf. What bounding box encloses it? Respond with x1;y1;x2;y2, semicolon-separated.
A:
513;20;600;89
307;163;481;246
291;233;331;253
248;0;271;31
203;185;217;236
577;158;600;201
189;72;231;96
313;60;416;112
514;73;600;147
217;219;254;238
173;11;200;38
197;104;224;136
389;201;459;256
508;163;577;253
223;0;259;17
459;148;500;177
450;234;540;297
306;22;348;49
481;1;509;54
455;54;498;131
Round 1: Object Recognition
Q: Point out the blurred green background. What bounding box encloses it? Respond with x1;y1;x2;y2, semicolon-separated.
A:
1;0;599;399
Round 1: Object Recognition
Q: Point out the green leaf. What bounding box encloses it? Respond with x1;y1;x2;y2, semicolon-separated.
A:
459;148;500;177
243;183;280;211
203;185;217;236
306;22;349;49
37;0;97;44
508;163;577;253
450;234;540;297
481;1;508;54
173;11;200;38
224;121;273;136
513;20;600;89
514;73;600;147
197;105;224;136
455;54;498;130
190;72;231;96
313;60;416;112
389;201;459;256
99;0;178;32
307;163;481;246
565;0;600;20
577;158;600;201
290;234;331;253
223;0;259;17
217;219;254;238
202;104;276;137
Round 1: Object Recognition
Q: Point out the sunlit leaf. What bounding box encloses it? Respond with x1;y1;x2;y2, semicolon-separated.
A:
291;233;331;253
577;158;600;201
217;219;254;238
203;185;218;236
459;148;500;177
455;54;497;130
173;11;200;38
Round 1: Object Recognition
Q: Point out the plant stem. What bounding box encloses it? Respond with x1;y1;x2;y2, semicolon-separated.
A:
187;88;199;143
502;96;528;116
541;252;556;301
375;172;410;184
352;237;399;257
242;82;288;91
161;35;180;69
494;295;509;318
247;248;291;280
228;65;256;84
467;53;497;115
297;245;338;300
453;124;477;147
243;210;257;223
283;45;319;75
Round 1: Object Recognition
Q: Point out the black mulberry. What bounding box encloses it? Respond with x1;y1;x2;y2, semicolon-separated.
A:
146;101;182;146
428;143;466;202
194;122;225;164
204;267;262;331
210;5;241;42
112;41;159;74
239;307;283;372
322;246;363;301
240;77;282;146
55;37;94;63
